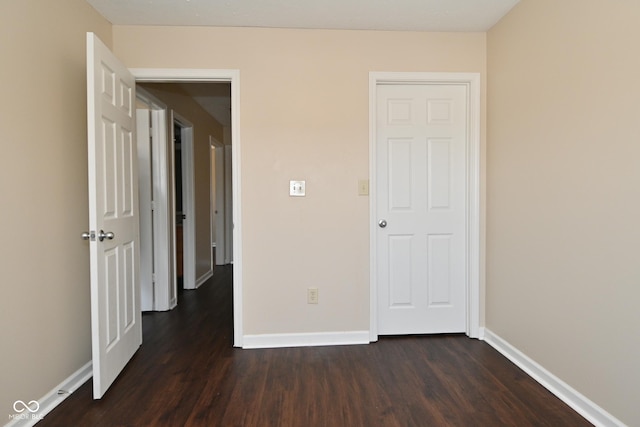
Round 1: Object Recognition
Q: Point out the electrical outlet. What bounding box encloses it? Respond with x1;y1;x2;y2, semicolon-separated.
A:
307;288;318;304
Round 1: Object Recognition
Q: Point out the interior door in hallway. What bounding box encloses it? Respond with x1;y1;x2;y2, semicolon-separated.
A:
376;83;468;335
86;32;142;398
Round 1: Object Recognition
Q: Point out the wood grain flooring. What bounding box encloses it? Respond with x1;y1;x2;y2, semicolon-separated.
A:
39;265;591;426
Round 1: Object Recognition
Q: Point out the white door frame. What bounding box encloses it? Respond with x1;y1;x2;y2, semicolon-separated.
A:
210;135;226;266
172;111;196;290
131;68;243;347
224;145;234;264
136;95;154;312
369;71;481;341
136;88;175;311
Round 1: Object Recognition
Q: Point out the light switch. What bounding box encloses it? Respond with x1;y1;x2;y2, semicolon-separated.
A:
290;180;306;197
358;179;369;196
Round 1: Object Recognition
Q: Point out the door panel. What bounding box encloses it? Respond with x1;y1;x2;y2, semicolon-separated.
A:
87;32;141;398
376;83;467;335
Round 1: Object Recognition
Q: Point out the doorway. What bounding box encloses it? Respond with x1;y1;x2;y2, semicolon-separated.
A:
136;89;176;312
137;83;233;305
376;83;467;335
172;113;196;290
174;121;184;287
369;72;481;341
132;69;243;347
210;136;225;267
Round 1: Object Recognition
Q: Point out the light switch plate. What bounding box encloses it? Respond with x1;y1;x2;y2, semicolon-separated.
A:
358;179;369;196
307;288;318;304
290;180;306;197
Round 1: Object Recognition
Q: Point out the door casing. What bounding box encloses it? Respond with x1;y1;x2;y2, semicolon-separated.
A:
136;88;175;311
210;136;226;266
369;72;481;341
171;111;197;290
131;68;243;347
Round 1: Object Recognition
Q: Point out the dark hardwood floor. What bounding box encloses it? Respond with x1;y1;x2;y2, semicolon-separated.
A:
40;266;591;426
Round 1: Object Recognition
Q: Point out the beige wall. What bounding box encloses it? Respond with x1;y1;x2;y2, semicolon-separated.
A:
138;83;225;281
487;0;640;425
113;27;487;335
0;0;112;417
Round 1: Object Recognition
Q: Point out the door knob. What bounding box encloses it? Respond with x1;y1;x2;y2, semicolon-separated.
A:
81;231;94;240
98;230;115;242
378;219;387;228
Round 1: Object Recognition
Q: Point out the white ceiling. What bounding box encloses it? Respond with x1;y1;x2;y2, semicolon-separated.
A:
86;0;519;32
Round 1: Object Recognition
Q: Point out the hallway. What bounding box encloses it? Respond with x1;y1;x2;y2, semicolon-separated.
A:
39;266;589;426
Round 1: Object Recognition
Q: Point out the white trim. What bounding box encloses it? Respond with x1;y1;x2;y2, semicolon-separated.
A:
369;71;482;341
152;106;175;310
209;134;224;147
130;68;237;82
210;136;226;266
6;362;92;427
230;76;242;347
243;331;370;349
172;112;197;290
224;145;234;264
208;136;219;268
135;88;175;312
483;329;626;427
477;326;486;340
136;97;154;312
131;68;243;347
195;270;213;289
213;144;226;265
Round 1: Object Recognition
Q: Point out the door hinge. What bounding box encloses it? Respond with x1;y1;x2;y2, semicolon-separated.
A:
151;201;155;211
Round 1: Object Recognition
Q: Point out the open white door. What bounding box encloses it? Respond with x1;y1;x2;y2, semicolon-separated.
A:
86;32;142;399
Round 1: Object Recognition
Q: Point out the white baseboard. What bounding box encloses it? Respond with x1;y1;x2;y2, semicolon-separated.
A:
482;329;626;427
243;330;370;349
477;326;486;340
194;269;213;289
5;361;92;427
